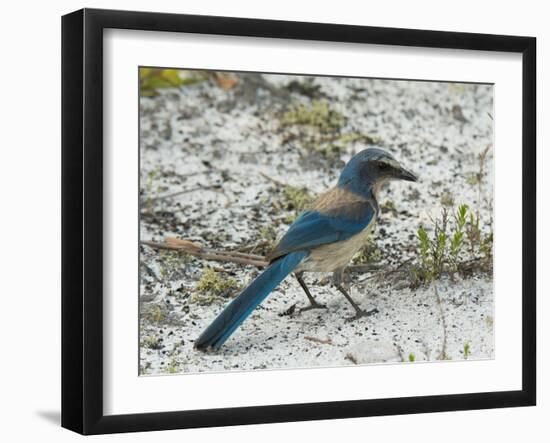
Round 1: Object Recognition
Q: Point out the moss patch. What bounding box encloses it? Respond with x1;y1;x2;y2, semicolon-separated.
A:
282;185;315;212
279;100;381;164
352;234;382;264
192;268;239;305
281;100;345;132
142;334;163;350
141;304;166;324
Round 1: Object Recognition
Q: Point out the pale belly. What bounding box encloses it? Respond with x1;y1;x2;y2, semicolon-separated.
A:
295;221;375;273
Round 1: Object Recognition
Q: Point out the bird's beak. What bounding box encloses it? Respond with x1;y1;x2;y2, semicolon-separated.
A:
396;166;418;182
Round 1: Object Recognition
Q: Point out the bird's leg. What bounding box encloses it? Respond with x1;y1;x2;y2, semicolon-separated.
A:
332;269;378;321
294;272;327;312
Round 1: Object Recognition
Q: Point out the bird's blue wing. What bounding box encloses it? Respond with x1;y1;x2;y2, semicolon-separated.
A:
268;202;375;261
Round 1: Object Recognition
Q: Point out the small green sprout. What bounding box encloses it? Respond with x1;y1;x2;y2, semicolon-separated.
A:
466;212;481;255
450;204;468;269
408;353;415;362
463;342;471;359
380;200;397;215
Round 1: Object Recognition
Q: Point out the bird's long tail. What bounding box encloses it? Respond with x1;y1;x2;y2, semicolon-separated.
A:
194;251;307;351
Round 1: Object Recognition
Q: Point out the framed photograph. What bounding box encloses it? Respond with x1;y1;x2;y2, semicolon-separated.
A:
61;8;536;435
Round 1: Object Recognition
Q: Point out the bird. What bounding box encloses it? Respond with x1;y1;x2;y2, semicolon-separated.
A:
194;148;417;351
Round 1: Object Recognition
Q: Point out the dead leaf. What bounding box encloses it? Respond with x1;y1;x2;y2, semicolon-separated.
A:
214;72;239;90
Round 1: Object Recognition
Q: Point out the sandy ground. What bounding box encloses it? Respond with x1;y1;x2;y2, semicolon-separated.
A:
138;72;494;375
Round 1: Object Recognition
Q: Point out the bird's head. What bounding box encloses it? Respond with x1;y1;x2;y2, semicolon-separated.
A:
337;148;418;197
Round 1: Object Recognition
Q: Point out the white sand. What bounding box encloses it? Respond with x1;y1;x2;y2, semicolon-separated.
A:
138;74;494;375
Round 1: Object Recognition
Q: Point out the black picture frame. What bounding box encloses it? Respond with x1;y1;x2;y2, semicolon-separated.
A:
61;8;536;435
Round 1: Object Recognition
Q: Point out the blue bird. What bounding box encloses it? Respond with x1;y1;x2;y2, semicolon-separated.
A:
194;148;417;351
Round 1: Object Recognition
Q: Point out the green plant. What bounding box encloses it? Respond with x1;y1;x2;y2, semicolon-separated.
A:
463;342;471;359
141;334;163;350
166;356;180;374
139;68;208;97
463;211;493;269
139;362;151;375
352;234;382;264
274;184;315;225
281;100;345;132
466;212;481;255
408;353;415;362
194;268;239;302
279;101;359;162
417;226;431;278
141;167;161;210
282;185;315;216
410;204;490;286
380;199;397;216
141;304;166;324
449;204;468;270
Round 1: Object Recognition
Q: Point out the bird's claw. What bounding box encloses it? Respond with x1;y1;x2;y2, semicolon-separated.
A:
345;308;378;322
299;302;327;313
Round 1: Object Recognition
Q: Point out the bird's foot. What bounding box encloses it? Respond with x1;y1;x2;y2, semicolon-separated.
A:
279;303;297;316
345;307;379;322
299;301;327;314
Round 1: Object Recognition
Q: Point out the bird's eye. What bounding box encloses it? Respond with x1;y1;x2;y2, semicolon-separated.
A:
378;162;391;171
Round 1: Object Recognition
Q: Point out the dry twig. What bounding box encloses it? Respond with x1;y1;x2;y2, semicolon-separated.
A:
434;283;449;360
141;237;268;267
141;237;384;275
304;336;333;345
142;186;218;205
258;171;288;187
